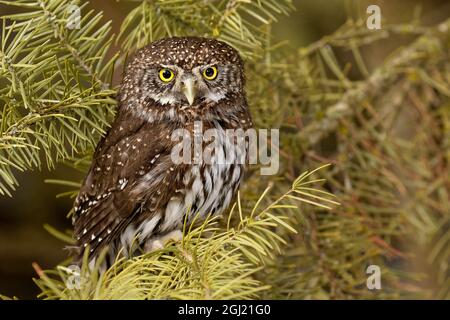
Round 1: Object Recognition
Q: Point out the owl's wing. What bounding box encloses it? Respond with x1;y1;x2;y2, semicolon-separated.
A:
72;109;183;261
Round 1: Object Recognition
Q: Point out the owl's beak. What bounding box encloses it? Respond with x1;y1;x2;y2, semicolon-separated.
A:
182;78;196;106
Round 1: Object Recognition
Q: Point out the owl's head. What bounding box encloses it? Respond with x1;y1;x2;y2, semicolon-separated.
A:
119;37;245;116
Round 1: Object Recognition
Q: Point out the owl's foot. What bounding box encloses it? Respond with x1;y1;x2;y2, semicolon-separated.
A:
144;229;183;252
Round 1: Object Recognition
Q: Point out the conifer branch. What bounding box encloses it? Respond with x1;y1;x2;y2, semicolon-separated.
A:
0;0;448;300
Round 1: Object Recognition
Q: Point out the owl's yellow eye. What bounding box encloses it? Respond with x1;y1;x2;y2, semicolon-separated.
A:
203;66;218;80
159;68;175;82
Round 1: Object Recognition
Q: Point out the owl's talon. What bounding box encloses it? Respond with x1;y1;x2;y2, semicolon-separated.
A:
144;229;183;252
150;240;163;251
164;229;183;243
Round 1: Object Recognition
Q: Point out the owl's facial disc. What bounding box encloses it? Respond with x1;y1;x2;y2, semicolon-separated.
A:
153;64;230;107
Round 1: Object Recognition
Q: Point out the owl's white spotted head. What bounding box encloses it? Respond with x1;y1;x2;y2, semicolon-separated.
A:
119;37;245;115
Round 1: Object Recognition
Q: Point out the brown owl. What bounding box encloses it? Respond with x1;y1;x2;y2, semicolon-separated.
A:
72;37;252;266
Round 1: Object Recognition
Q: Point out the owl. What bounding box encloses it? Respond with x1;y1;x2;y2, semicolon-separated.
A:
72;37;252;266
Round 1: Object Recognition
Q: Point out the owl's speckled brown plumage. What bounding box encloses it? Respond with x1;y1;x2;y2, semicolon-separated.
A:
72;37;252;265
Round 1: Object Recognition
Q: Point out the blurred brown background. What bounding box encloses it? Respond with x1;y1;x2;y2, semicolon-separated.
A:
0;0;449;299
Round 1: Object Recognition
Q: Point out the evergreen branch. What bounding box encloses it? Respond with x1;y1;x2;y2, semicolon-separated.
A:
118;0;294;59
0;0;447;300
0;0;118;195
34;167;337;300
300;17;450;146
